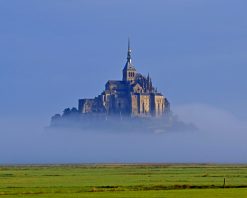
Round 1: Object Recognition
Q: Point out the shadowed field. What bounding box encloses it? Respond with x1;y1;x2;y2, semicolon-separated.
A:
0;164;247;197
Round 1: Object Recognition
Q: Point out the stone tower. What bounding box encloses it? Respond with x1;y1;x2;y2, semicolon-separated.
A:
122;39;136;83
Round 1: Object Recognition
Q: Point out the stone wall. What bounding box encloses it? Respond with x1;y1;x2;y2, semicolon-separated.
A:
131;94;139;116
111;94;130;114
139;94;150;115
154;95;165;117
78;99;94;113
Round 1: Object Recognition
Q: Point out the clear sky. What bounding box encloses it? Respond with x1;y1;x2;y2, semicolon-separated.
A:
0;0;247;163
1;0;247;120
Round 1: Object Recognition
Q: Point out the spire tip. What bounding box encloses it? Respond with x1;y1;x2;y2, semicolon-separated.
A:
127;38;131;62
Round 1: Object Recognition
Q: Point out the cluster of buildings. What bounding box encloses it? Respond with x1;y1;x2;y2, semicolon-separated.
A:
78;41;170;118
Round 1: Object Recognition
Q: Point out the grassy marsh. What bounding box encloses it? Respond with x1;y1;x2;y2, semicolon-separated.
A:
0;164;246;197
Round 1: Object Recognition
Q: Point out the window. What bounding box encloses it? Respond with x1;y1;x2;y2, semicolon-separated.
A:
128;72;135;78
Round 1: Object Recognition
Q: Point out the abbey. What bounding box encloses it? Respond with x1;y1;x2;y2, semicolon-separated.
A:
78;41;170;117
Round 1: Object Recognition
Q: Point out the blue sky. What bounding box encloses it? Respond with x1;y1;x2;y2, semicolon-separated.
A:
0;0;247;120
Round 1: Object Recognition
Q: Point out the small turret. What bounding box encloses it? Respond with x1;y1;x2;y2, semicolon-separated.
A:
149;77;153;92
146;73;153;92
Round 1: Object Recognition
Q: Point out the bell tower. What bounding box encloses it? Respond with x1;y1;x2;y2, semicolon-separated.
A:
122;39;136;83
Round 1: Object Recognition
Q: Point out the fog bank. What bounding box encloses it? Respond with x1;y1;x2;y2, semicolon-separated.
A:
0;104;246;164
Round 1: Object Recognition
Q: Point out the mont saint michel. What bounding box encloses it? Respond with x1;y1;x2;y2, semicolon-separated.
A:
79;41;170;117
51;41;177;131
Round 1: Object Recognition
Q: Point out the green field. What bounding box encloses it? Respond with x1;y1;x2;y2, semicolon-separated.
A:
0;164;247;197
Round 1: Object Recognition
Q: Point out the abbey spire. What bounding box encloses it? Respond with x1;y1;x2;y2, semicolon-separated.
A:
127;38;132;63
123;39;136;82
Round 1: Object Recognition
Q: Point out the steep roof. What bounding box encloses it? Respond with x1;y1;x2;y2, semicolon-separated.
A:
106;80;127;85
105;80;129;92
123;39;136;71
